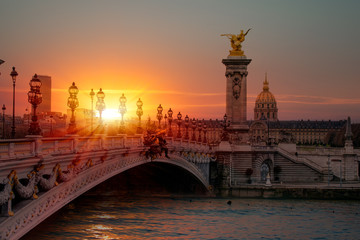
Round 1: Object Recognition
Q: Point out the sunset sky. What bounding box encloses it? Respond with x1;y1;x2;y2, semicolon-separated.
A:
1;0;359;122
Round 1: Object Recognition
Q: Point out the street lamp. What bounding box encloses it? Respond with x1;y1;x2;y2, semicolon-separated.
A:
89;89;95;133
191;118;197;141
167;108;173;137
27;74;42;135
208;119;213;144
67;82;79;134
10;67;18;138
25;107;30;128
96;88;105;128
2;104;6;139
176;112;182;138
184;115;190;140
197;119;202;142
203;119;207;144
164;114;168;129
221;114;230;141
157;104;163;128
119;93;127;133
136;98;143;133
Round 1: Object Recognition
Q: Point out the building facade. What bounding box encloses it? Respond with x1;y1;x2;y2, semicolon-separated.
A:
250;75;345;145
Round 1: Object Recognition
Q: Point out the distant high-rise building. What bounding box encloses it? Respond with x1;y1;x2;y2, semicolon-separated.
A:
37;75;51;114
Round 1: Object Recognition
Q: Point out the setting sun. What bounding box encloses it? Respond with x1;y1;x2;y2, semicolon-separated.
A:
97;109;122;121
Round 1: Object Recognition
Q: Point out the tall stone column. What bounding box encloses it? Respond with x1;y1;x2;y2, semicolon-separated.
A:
222;56;252;144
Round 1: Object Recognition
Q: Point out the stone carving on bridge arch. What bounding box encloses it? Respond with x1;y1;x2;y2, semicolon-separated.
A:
0;157;96;219
14;170;39;200
0;170;16;216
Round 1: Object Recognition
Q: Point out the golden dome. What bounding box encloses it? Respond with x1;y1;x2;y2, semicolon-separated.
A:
255;74;276;104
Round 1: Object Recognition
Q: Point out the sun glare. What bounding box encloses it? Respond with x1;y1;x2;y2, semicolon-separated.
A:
98;109;121;121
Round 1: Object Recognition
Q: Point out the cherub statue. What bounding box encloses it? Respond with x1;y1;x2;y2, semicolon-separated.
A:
221;29;251;56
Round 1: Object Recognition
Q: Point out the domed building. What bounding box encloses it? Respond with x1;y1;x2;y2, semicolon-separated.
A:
249;74;345;145
254;74;278;121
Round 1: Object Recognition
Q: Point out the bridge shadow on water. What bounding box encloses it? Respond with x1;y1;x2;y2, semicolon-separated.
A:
94;162;208;197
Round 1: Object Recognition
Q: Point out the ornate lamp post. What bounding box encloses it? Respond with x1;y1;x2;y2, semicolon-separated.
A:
119;93;127;124
221;114;231;141
136;98;143;133
96;88;105;128
202;119;207;144
67;82;79;134
10;67;18;138
25;107;30;128
27;74;42;135
208;119;213;144
164;114;168;129
2;104;6;139
118;93;127;132
176;112;182;138
89;89;95;133
184;115;190;140
197;119;202;142
156;104;163;128
167;108;173;137
191;118;197;141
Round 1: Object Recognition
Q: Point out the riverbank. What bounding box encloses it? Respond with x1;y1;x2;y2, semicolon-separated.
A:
216;182;360;200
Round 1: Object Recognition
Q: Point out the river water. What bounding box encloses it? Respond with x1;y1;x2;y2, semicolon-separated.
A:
22;191;360;239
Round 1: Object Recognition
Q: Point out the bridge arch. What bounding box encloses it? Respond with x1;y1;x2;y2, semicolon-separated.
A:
0;152;210;239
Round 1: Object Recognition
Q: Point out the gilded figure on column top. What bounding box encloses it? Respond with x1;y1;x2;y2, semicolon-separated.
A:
221;28;251;56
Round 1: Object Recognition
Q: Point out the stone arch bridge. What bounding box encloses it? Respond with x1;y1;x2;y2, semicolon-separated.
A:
1;134;359;239
0;134;213;239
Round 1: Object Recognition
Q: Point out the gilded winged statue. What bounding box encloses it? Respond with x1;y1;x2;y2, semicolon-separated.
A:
221;29;251;56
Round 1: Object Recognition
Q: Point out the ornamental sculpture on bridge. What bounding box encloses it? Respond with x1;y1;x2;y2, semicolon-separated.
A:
221;28;251;56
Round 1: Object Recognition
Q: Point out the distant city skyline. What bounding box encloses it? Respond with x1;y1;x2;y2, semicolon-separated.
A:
0;0;359;121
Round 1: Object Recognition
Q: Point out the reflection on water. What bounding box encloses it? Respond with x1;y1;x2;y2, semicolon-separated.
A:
22;190;360;240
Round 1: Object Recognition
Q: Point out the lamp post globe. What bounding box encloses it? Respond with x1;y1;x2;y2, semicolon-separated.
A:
119;93;127;125
167;108;173;137
10;67;18;138
27;74;42;135
67;82;79;134
184;115;190;140
96;88;106;132
197;119;202;142
89;89;95;133
164;114;168;128
136;98;143;133
202;119;207;144
156;104;163;128
176;112;182;138
191;118;197;141
118;93;127;133
221;114;230;141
